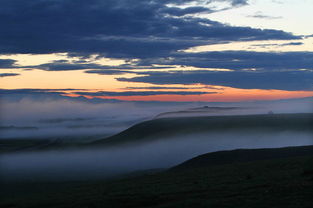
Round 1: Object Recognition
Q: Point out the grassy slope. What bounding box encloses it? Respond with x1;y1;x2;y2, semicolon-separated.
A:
93;113;313;146
1;145;313;208
172;145;313;170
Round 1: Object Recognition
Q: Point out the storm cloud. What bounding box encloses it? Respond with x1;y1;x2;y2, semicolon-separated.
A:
0;0;299;58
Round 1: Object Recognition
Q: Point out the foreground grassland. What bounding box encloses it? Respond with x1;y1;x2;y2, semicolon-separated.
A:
1;146;313;208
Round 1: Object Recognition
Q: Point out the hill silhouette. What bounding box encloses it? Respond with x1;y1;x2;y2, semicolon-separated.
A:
172;145;313;170
2;145;313;208
93;113;313;146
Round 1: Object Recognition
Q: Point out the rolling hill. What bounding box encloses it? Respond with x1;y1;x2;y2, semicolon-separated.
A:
93;113;313;146
1;113;312;153
172;145;313;170
2;145;313;208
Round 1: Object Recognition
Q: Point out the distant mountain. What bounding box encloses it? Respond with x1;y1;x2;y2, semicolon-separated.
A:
93;113;313;146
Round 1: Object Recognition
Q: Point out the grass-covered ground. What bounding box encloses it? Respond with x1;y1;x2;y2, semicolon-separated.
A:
1;146;313;208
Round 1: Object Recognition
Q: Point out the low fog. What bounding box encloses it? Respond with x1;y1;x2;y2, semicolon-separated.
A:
0;96;312;139
1;130;312;182
1;95;312;182
0;98;178;139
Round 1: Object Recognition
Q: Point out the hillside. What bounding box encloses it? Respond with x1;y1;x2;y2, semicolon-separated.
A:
172;145;313;170
93;113;313;146
2;145;313;208
1;113;312;153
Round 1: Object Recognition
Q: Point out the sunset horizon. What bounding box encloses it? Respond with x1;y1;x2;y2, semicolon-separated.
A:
1;0;313;103
1;1;312;207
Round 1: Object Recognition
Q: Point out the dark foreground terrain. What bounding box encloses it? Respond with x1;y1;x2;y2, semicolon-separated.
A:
1;145;313;208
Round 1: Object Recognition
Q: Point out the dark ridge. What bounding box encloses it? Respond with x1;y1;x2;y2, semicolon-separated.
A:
171;145;313;171
154;106;242;118
92;113;313;146
188;106;241;111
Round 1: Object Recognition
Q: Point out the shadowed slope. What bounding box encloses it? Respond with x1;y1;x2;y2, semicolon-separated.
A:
172;145;313;171
1;145;313;208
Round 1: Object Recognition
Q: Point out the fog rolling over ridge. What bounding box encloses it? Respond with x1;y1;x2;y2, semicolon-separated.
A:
1;95;312;182
0;95;312;139
1;127;312;182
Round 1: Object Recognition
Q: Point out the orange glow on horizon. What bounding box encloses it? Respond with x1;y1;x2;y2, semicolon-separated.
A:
2;68;313;102
65;89;313;102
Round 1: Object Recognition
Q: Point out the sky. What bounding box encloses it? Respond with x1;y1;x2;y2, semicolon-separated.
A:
0;0;313;102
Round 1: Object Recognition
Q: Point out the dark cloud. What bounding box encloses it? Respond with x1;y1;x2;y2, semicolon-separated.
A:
0;88;215;102
251;42;303;48
125;86;210;90
0;73;20;77
0;0;299;58
230;0;249;6
30;50;313;74
37;62;107;71
0;89;68;101
117;70;313;91
75;91;215;96
136;51;313;71
0;89;123;103
124;86;223;90
85;70;132;75
0;89;84;94
22;50;313;91
159;6;213;16
0;0;309;93
34;60;173;71
11;50;313;75
0;89;58;94
281;42;303;46
0;59;17;68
